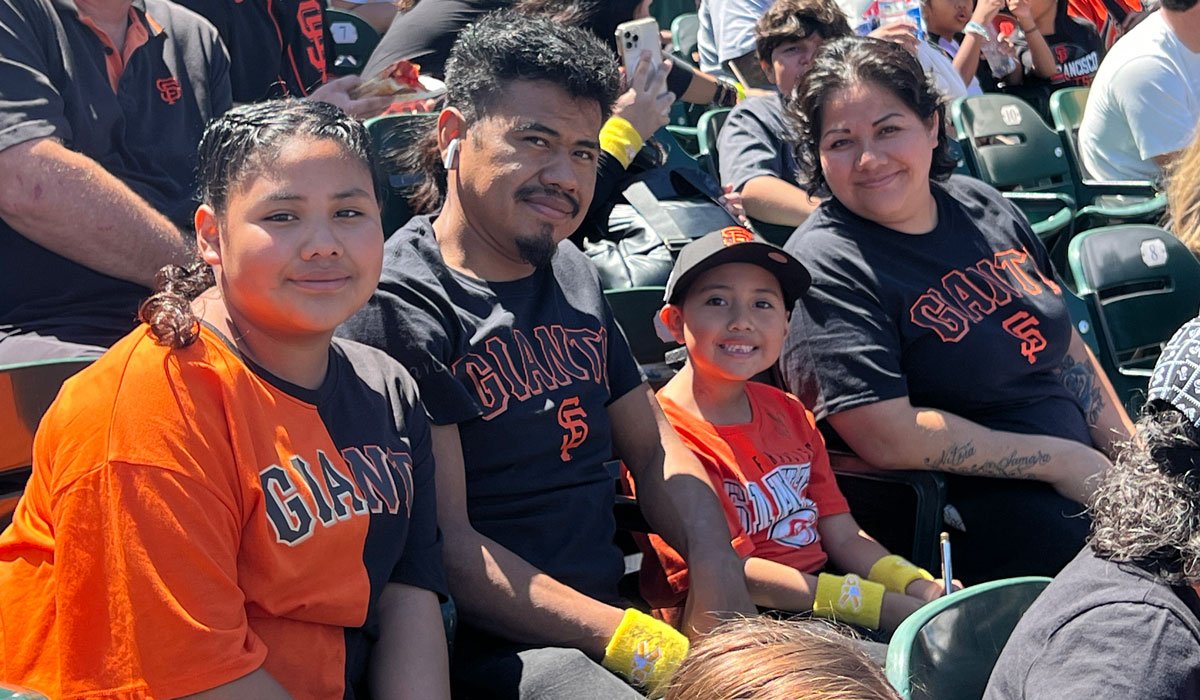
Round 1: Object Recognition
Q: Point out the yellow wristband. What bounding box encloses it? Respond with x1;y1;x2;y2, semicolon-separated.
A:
733;80;746;103
599;116;645;169
812;573;885;630
602;608;690;693
868;554;935;594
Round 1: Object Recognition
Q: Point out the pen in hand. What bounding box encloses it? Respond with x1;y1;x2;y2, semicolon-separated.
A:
940;531;954;597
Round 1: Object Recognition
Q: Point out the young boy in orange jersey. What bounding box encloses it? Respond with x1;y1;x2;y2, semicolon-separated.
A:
639;226;953;634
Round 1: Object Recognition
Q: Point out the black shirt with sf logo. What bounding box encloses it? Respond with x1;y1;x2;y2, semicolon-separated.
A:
780;175;1091;448
0;0;231;347
1014;11;1106;88
339;215;644;605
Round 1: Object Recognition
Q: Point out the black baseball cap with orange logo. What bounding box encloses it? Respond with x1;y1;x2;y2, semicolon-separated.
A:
664;226;811;310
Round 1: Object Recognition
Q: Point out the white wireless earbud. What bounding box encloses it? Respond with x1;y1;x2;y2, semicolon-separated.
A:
443;137;461;170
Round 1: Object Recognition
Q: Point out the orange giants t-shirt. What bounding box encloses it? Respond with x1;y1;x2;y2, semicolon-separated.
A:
0;324;445;699
638;382;849;621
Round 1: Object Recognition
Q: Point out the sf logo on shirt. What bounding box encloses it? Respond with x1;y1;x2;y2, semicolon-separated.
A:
558;396;589;461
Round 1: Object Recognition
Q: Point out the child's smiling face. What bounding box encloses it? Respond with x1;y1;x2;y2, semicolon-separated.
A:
663;262;790;383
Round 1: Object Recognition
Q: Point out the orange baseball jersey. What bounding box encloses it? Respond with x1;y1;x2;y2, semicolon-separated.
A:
636;383;849;622
0;324;445;699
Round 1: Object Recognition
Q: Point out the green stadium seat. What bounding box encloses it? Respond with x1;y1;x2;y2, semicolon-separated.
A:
950;94;1167;257
1068;225;1200;414
670;12;700;65
364;112;436;237
604;286;678;385
0;357;92;529
327;9;381;76
886;577;1052;700
1048;87;1167;224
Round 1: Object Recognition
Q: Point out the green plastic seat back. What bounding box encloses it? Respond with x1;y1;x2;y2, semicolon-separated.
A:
364;113;437;237
670;13;700;64
696;107;731;183
950;94;1072;196
326;9;381;76
604;286;677;368
0;357;93;527
886;577;1052;700
1069;225;1200;374
1048;87;1088;142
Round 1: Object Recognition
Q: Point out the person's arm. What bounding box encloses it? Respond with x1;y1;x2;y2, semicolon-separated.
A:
368;583;451;699
742;556;925;633
739;175;821;227
428;423;625;655
827;396;1111;503
609;384;756;635
1057;330;1134;458
0;138;192;287
954;0;1007;86
1009;0;1056;80
817;513;950;599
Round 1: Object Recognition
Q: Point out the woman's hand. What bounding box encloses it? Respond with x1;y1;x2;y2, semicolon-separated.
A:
309;75;394;119
613;51;675;139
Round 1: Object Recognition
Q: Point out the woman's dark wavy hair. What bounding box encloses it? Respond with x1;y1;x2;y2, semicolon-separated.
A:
786;36;957;199
139;99;381;349
404;9;621;214
1089;406;1200;584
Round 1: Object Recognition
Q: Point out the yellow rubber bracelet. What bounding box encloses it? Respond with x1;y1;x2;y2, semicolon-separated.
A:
602;608;690;694
599;116;645;169
868;554;935;594
812;573;885;630
733;80;746;103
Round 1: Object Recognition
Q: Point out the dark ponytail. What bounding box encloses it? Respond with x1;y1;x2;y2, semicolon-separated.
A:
137;260;216;349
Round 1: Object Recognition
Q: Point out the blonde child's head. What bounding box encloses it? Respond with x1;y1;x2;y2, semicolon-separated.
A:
659;226;809;381
664;617;901;700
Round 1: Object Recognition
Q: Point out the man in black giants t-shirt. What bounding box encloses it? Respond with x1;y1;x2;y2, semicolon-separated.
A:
340;12;755;698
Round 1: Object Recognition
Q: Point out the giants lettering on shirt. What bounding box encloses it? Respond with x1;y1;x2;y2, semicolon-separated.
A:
909;246;1061;344
724;459;820;550
259;446;415;546
451;325;610;421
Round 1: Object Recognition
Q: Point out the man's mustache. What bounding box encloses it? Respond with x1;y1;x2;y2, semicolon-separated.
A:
516;186;580;218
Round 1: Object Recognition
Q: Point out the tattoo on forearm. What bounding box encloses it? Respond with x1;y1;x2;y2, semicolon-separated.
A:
924;440;1050;478
924;442;976;469
1055;354;1104;424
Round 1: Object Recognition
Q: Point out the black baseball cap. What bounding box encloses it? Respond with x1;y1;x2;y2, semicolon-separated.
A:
1148;317;1200;427
664;226;811;310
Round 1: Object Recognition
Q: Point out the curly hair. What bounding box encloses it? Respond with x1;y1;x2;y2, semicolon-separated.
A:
663;617;899;700
754;0;853;66
787;36;957;199
405;9;621;214
1089;408;1200;584
138;100;380;349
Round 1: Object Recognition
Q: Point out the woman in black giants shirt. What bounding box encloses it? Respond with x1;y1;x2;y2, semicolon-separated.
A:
778;37;1132;584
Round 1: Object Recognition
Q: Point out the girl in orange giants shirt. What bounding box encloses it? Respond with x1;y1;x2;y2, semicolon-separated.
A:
0;100;450;699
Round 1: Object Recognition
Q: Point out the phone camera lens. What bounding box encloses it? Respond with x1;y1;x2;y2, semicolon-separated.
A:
625;40;632;48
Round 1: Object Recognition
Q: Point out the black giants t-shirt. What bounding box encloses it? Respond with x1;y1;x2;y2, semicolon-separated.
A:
1015;15;1105;87
339;215;643;603
780;175;1090;446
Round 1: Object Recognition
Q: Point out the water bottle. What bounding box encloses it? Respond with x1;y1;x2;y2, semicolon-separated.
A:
978;26;1018;78
876;0;925;40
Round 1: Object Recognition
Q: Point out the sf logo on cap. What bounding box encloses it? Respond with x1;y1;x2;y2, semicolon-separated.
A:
720;226;754;246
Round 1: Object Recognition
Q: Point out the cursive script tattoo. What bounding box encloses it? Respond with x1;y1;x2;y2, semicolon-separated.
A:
1055;353;1104;424
924;443;1051;479
924;442;977;469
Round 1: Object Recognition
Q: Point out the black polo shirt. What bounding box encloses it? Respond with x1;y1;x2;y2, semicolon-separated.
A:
0;0;232;347
173;0;333;101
